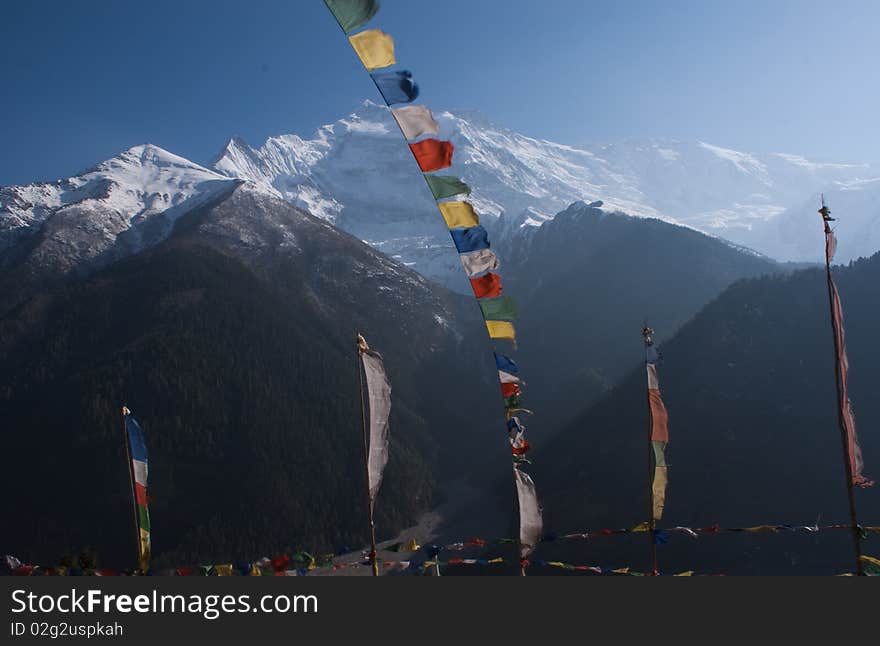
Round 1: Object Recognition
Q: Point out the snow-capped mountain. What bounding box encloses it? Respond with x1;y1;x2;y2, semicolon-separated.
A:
3;103;878;299
739;178;880;263
0;144;240;273
212;101;878;286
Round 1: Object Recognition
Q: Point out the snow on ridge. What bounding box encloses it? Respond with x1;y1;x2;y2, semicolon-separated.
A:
1;143;240;258
698;141;769;178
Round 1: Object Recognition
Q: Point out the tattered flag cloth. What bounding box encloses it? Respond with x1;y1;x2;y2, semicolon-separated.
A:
358;335;392;507
460;249;499;277
349;29;396;70
391;105;440;140
479;296;518;321
495;352;518;375
486;320;516;341
324;0;379;34
470;272;502;298
827;251;872;488
438;201;480;229
425;175;471;200
409;139;455;172
370;71;419;105
644;328;670;520
123;408;151;571
450;226;490;253
514;466;543;559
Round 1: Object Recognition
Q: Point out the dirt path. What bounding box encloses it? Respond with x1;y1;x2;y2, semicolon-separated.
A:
312;476;511;576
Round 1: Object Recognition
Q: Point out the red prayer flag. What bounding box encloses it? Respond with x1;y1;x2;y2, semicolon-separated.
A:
649;390;669;441
500;382;520;398
271;554;290;572
409;139;454;172
135;483;148;506
470;272;502;298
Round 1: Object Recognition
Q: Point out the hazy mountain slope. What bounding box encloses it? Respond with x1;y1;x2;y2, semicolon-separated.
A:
504;202;782;430
0;145;241;314
531;252;880;574
0;185;503;568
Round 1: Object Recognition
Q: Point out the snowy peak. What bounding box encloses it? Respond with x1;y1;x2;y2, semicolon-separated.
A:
211;103;877;286
0;143;240;275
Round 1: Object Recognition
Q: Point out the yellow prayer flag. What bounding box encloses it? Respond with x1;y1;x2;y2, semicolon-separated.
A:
674;571;695;577
438;201;480;229
348;29;395;70
214;564;233;576
486;320;515;340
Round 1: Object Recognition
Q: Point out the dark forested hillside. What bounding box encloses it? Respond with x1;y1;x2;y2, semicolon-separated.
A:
505;202;783;432
531;252;880;574
0;187;502;569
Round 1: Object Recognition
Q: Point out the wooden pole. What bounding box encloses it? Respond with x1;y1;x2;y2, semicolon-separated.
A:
643;325;659;576
357;335;380;577
121;406;142;573
818;202;864;575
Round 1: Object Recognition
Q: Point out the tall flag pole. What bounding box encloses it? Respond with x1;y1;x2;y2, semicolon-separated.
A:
324;0;542;574
643;325;669;576
122;406;151;573
357;333;391;577
817;197;873;575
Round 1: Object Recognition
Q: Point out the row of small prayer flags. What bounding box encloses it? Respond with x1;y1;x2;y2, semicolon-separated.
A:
7;522;876;576
437;522;880;552
423;556;700;577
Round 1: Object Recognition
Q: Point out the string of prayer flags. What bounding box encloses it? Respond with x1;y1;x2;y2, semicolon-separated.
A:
324;0;540;561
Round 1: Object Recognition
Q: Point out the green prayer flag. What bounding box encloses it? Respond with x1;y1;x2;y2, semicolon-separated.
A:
425;174;471;200
479;297;518;321
652;440;667;467
324;0;380;34
137;506;150;532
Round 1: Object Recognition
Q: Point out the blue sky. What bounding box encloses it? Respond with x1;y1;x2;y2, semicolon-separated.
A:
1;0;878;185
